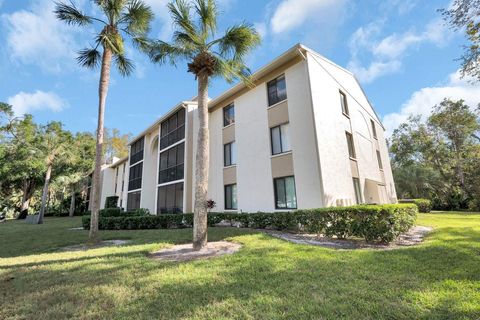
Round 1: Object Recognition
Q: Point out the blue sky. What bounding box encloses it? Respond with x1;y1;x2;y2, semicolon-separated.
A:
1;0;479;137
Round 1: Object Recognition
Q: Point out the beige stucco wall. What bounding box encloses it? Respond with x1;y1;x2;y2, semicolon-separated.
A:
306;51;397;205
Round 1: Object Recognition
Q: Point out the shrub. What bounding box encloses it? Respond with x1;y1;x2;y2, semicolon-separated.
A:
399;199;432;213
81;204;417;243
105;196;119;209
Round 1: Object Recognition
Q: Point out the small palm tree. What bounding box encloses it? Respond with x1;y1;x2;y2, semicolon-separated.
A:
148;0;260;250
54;0;153;243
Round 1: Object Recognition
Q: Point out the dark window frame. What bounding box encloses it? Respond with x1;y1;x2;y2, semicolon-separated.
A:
267;75;287;106
273;176;297;209
352;178;362;204
371;119;377;139
270;123;291;155
128;162;143;191
224;141;236;167
346;131;356;159
223;104;235;127
157;182;184;214
340;90;349;117
376;150;383;170
160;108;186;150
130;136;145;164
158;143;185;184
224;184;237;210
127;190;141;211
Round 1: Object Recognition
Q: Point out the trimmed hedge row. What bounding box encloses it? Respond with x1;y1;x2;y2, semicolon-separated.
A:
82;204;417;243
398;199;432;213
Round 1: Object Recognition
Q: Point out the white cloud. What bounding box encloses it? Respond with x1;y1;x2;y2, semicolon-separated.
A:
383;70;480;136
348;19;453;84
270;0;346;34
254;22;267;39
1;0;81;73
7;90;67;116
348;60;401;84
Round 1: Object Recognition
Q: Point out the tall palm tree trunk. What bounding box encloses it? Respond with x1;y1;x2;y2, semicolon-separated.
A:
38;163;53;224
89;47;112;244
69;187;76;217
18;179;35;219
193;72;210;251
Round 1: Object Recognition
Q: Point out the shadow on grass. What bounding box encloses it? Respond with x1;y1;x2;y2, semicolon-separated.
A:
2;229;480;319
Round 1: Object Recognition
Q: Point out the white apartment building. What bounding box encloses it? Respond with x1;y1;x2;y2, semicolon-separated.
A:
95;43;397;214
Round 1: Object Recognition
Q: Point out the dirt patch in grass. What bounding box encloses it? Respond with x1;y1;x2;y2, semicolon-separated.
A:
60;240;132;252
263;226;433;250
148;241;242;262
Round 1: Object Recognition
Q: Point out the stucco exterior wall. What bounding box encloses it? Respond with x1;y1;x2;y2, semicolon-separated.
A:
99;45;397;213
140;129;159;213
306;51;397;205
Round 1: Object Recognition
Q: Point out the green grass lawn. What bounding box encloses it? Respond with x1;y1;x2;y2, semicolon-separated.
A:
1;212;479;319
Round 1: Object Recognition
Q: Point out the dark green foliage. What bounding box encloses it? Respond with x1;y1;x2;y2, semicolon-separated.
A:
105;196;119;209
399;199;432;213
81;204;417;243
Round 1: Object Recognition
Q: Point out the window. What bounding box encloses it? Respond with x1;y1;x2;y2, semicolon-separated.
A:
274;176;297;209
121;164;125;192
158;143;185;184
127;191;141;211
114;167;119;194
346;132;356;159
267;75;287;106
223;104;235;127
224;141;237;167
352;178;362;204
128;162;143;190
340;91;349;116
157;182;183;214
371;119;377;139
376;150;383;170
130;137;144;164
160;108;186;150
224;184;237;210
270;123;291;155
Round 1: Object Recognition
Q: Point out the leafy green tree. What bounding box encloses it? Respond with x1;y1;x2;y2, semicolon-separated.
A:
390;99;480;210
36;122;75;224
148;0;260;250
104;128;131;162
55;0;153;243
0;111;45;219
442;0;480;81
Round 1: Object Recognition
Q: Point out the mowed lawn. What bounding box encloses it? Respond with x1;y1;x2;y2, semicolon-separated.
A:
1;213;479;319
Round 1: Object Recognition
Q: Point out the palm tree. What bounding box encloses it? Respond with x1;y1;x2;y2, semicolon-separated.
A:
54;0;153;243
148;0;260;250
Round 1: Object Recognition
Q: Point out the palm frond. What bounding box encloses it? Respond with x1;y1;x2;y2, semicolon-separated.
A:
114;53;135;77
168;0;200;43
99;0;127;24
77;48;101;69
172;31;200;50
148;40;192;65
131;36;151;52
194;0;217;38
97;31;125;55
213;57;253;85
121;0;153;35
216;23;261;60
54;1;93;26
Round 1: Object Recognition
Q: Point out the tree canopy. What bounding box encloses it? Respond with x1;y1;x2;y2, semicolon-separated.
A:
390;99;480;210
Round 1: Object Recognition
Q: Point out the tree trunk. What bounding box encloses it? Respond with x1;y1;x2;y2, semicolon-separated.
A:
69;188;76;217
193;72;210;251
88;47;112;244
38;163;52;224
18;180;35;219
